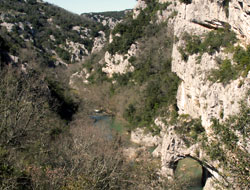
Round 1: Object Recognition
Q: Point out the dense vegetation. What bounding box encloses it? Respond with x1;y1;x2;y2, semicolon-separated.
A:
209;45;250;84
202;102;250;189
179;27;237;62
84;18;180;131
0;0;107;64
0;44;188;190
0;67;188;189
107;0;171;55
1;0;249;189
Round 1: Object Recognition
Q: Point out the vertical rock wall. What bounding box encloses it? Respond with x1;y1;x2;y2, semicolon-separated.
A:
153;0;249;189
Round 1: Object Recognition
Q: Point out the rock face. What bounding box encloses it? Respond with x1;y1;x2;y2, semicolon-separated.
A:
91;31;106;54
66;39;89;62
159;0;250;44
133;0;147;19
153;119;227;189
82;12;125;29
167;0;250;129
174;53;250;129
131;128;161;147
101;44;137;77
132;0;250;189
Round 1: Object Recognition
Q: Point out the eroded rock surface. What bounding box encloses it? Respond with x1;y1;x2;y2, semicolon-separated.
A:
132;0;250;189
101;44;137;77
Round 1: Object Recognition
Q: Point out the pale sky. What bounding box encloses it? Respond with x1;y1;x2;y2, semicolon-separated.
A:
45;0;137;14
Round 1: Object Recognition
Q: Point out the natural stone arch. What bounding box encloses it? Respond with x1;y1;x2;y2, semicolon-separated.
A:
173;156;213;188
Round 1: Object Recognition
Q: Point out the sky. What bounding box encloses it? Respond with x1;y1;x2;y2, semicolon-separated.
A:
45;0;137;14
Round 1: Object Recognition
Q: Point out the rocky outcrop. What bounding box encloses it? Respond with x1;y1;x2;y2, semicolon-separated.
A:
131;128;161;147
133;0;147;19
158;0;250;44
92;31;106;53
0;22;14;32
158;120;227;184
173;53;250;129
66;39;89;62
132;0;250;189
167;0;250;128
101;44;137;77
82;12;126;29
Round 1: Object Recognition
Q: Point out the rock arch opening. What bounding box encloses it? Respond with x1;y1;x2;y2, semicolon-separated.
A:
174;157;212;189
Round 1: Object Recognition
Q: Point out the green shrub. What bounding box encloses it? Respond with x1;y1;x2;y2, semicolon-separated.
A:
175;117;205;145
55;47;71;62
233;46;250;77
201;103;250;188
107;0;171;55
180;28;237;62
209;46;250;84
209;59;238;84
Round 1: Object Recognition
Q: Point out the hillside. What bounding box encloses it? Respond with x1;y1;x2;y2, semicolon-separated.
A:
0;0;249;189
0;0;113;67
72;0;250;189
82;10;130;29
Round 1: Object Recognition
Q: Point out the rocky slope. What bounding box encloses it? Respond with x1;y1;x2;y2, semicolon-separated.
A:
131;0;250;189
1;0;248;189
82;10;129;29
77;0;250;189
0;0;125;67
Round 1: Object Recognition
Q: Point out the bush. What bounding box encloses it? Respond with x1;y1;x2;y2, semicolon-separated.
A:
233;45;250;77
175;117;205;146
55;47;71;62
202;103;249;188
209;59;238;84
47;78;78;121
107;0;171;55
180;28;237;62
209;45;250;84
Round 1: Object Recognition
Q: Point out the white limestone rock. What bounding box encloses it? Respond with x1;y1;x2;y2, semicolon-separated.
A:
66;39;89;62
131;128;161;147
0;22;14;32
91;31;106;54
129;0;249;189
158;0;250;44
153;1;250;188
101;44;137;77
133;0;147;19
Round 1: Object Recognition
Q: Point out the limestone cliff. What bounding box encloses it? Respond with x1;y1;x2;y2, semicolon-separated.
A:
73;0;249;188
131;0;250;189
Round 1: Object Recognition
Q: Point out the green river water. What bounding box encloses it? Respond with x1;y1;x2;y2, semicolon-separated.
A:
92;115;204;190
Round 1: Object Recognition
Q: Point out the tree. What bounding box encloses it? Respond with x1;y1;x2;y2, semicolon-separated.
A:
0;68;51;148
